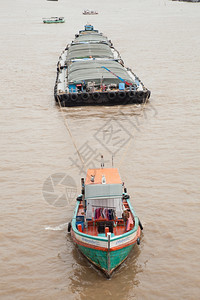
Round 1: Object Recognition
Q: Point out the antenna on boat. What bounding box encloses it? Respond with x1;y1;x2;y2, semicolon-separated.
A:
101;155;104;168
112;155;114;167
81;177;85;194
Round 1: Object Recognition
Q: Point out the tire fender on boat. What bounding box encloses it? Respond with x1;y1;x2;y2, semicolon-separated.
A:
70;93;78;101
81;92;89;100
64;94;69;101
138;91;143;98
60;100;65;107
76;195;83;201
92;92;100;100
118;91;126;99
147;90;151;99
137;237;140;245
128;90;135;98
68;222;71;232
108;91;116;100
139;219;143;230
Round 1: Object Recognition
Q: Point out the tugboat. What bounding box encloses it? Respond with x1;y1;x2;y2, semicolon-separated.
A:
54;25;151;106
68;167;143;278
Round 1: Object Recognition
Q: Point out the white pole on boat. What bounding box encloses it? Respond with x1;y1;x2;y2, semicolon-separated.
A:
107;232;111;273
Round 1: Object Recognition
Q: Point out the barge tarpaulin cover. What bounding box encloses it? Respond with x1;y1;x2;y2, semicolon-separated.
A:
68;60;134;85
55;25;151;106
66;43;114;60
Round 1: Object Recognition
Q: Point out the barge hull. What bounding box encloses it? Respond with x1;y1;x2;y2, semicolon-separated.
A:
55;90;151;107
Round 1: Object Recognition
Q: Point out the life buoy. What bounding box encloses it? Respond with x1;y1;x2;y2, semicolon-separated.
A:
70;93;78;101
108;91;116;100
118;91;126;99
68;222;71;232
81;92;89;100
92;92;100;100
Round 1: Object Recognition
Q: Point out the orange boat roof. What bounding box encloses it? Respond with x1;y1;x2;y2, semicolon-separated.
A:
85;168;122;185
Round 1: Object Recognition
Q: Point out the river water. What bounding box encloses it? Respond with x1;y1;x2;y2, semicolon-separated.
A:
0;0;200;299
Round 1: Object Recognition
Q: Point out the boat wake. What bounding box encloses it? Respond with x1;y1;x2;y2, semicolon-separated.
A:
45;222;68;231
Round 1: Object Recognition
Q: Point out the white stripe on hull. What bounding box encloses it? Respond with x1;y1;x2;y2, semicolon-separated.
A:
72;229;138;249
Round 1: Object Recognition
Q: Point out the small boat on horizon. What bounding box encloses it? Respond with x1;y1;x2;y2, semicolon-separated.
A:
172;0;200;2
82;9;98;15
43;17;65;24
68;167;143;278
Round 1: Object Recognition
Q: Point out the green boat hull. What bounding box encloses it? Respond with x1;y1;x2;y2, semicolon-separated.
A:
43;20;65;24
78;244;134;277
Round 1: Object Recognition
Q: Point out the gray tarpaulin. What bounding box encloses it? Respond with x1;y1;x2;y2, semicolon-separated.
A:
67;60;134;85
66;43;113;60
74;33;108;43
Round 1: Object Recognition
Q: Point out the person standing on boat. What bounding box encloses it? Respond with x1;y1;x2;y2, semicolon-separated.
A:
122;209;130;226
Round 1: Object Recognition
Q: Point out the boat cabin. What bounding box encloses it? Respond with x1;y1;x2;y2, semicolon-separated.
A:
85;168;123;220
79;24;99;34
75;168;135;236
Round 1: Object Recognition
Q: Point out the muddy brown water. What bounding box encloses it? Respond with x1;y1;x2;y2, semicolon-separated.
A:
0;0;200;299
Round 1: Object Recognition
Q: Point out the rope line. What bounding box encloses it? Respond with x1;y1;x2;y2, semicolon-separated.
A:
56;96;86;169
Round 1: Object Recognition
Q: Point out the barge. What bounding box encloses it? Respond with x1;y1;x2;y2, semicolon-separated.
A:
68;168;143;277
54;25;151;106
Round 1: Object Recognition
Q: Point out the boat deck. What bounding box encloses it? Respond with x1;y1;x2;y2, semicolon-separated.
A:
83;223;126;236
76;200;135;237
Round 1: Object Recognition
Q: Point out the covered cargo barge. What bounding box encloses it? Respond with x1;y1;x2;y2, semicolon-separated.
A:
54;25;151;106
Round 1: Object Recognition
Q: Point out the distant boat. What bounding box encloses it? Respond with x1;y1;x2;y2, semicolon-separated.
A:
68;167;143;278
83;9;98;15
172;0;200;2
43;17;65;24
47;0;58;1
